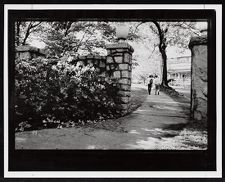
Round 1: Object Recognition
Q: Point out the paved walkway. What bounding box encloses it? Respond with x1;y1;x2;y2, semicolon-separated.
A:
16;90;192;150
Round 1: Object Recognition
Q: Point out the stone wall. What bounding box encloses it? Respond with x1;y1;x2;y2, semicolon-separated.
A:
16;45;46;60
16;42;134;111
71;55;107;79
189;35;207;122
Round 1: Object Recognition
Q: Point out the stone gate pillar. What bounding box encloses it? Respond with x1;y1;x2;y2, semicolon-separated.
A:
189;35;207;122
106;42;134;111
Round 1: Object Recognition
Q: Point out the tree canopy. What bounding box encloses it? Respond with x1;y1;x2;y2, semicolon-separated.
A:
127;21;202;86
15;20;204;85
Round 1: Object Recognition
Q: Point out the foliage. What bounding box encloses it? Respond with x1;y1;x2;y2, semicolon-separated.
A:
15;56;121;131
131;21;202;86
138;73;149;85
42;21;116;58
14;20;204;131
15;21;43;46
15;21;116;57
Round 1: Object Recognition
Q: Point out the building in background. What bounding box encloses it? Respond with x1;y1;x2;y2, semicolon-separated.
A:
167;56;191;88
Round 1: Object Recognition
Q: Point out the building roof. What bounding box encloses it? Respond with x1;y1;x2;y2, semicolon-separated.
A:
168;55;191;60
168;69;191;73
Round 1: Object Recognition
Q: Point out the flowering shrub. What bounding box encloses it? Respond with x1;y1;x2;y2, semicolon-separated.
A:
15;57;121;131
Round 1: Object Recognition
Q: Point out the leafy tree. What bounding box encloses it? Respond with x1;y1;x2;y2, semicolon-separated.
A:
41;21;116;58
133;21;201;87
151;21;201;87
15;21;43;46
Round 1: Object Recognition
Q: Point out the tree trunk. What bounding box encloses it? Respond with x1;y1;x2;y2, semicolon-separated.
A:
151;21;169;87
159;45;169;87
22;29;30;45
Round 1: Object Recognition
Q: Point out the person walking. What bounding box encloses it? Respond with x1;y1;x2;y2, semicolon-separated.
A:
154;75;160;95
148;78;153;95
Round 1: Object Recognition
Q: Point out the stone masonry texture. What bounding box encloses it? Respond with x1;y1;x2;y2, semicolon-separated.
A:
106;42;134;111
189;35;207;122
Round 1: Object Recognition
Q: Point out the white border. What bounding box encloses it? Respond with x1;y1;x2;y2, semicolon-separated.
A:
4;4;222;178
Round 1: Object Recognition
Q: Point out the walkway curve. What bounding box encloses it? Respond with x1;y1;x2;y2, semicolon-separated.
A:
16;90;192;150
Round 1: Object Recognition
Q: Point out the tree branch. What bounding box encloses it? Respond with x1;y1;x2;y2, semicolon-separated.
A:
30;22;42;29
148;44;157;59
64;21;73;36
21;22;43;45
171;22;201;36
22;22;32;45
73;32;88;53
133;22;145;34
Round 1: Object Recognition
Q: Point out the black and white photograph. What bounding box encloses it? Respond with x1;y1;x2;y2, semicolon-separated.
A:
3;3;222;178
14;19;208;150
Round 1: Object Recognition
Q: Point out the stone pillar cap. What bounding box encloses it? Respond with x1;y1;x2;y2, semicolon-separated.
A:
106;42;134;53
16;45;46;55
189;35;207;49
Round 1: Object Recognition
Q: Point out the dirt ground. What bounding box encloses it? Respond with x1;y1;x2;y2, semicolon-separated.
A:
15;84;207;150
